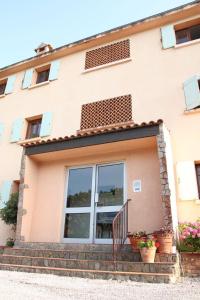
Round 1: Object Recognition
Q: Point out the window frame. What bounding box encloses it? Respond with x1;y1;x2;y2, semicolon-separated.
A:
175;22;200;45
0;79;7;96
195;164;200;199
26;117;42;139
35;66;50;85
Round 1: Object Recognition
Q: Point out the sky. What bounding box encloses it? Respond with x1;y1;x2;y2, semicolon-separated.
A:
0;0;194;68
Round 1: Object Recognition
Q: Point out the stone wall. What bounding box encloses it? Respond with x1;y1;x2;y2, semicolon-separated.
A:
15;151;26;245
156;125;173;229
181;253;200;277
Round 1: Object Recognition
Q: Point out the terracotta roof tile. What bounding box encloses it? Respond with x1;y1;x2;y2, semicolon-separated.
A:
21;119;163;148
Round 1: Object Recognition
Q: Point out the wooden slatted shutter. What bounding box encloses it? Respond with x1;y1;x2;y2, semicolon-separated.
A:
161;25;176;49
176;161;199;200
183;76;200;110
49;60;60;81
5;75;16;94
10;118;24;142
22;69;33;89
40;112;53;137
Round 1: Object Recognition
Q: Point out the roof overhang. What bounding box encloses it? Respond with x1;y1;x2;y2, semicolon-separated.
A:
24;122;161;156
0;1;199;78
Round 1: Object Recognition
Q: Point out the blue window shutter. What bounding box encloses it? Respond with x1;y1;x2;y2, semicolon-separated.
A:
0;123;4;141
183;76;200;110
5;75;16;94
22;69;33;89
11;118;24;142
40;112;53;137
161;25;176;49
0;180;12;209
49;60;60;81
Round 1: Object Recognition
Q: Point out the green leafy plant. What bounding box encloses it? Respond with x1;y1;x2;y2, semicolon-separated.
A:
6;238;14;247
138;236;159;249
0;192;19;231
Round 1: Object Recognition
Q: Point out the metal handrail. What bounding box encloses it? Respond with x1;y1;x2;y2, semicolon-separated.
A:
112;199;131;261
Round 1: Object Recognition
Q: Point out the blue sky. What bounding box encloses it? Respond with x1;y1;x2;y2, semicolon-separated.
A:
1;0;192;68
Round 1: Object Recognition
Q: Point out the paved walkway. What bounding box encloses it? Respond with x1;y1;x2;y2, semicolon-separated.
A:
0;270;199;300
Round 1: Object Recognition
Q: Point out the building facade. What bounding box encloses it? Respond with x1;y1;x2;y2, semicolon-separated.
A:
0;1;199;246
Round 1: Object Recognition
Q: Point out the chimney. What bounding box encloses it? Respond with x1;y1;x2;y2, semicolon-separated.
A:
34;43;53;55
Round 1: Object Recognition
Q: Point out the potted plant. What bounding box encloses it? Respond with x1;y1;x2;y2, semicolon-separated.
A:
128;231;147;251
154;227;173;254
178;221;200;252
138;236;159;263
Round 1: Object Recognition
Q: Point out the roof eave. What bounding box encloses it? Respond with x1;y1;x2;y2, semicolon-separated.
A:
0;1;199;78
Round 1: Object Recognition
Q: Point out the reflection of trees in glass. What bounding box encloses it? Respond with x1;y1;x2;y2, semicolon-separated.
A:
67;190;91;207
98;187;123;206
64;213;90;238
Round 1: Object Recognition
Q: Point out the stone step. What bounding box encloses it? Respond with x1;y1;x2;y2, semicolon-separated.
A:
4;247;140;261
15;242;120;252
0;263;177;283
4;248;177;263
0;254;176;274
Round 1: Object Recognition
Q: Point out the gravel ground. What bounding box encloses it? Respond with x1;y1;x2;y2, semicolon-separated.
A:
0;271;199;300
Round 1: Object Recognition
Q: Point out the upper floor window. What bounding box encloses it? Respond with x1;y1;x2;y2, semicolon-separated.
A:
26;118;42;139
36;66;50;84
22;60;60;89
0;79;7;95
176;24;200;44
161;19;200;49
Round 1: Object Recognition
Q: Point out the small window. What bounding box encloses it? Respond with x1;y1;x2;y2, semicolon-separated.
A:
36;67;50;84
26;118;42;139
176;24;200;44
0;79;7;95
195;164;200;198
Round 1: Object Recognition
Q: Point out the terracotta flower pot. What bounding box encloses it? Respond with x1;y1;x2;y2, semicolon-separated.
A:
156;234;173;254
129;236;145;251
140;247;156;263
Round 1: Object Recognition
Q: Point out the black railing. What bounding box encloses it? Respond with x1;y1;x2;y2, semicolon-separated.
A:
112;199;131;261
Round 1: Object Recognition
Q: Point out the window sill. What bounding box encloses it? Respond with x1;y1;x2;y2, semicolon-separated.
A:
17;136;41;145
196;199;200;205
184;107;200;115
0;94;5;99
82;58;132;74
28;81;50;90
175;38;200;49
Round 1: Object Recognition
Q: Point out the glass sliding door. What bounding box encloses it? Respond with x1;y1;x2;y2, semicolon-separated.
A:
94;163;124;244
63;162;124;244
63;167;95;243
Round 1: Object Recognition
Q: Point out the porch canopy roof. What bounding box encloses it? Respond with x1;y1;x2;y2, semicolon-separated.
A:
22;120;163;156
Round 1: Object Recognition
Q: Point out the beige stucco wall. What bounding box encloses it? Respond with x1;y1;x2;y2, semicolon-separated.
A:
0;13;200;244
20;138;163;243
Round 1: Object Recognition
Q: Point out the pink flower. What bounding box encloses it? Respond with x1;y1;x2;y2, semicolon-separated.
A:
192;229;198;235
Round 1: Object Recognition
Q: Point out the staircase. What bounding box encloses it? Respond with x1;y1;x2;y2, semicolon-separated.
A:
0;244;180;283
